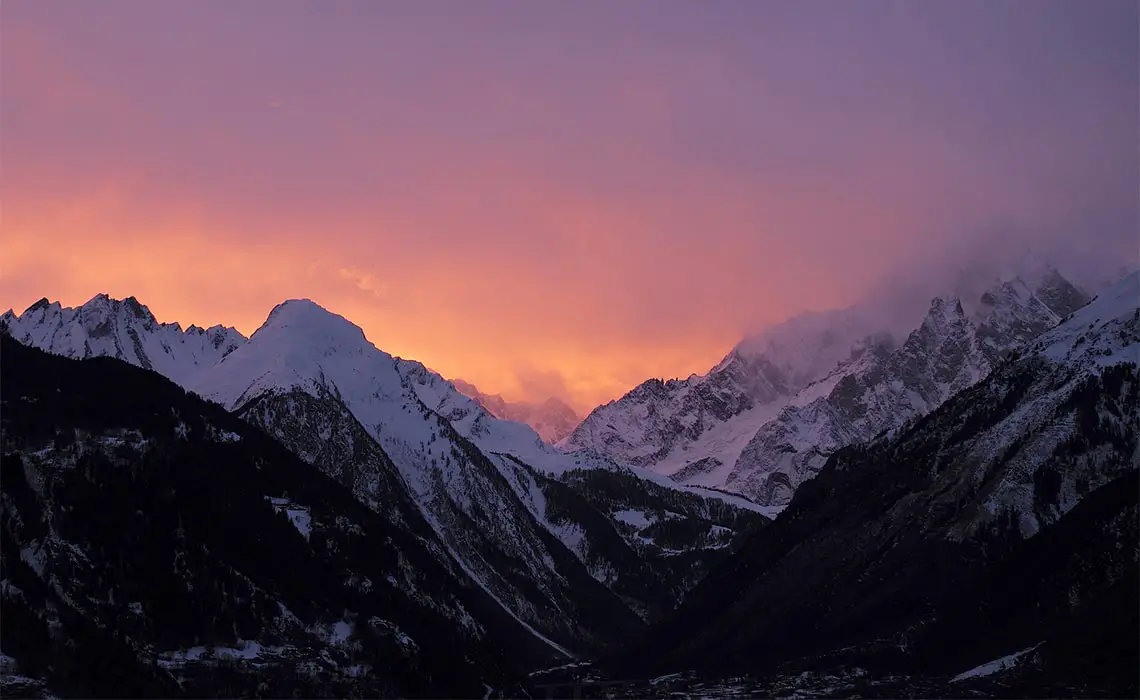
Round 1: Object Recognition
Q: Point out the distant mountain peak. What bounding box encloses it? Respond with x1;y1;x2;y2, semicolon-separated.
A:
266;297;327;319
728;305;880;389
449;377;582;444
263;298;358;330
23;297;54;314
539;396;572;410
926;295;967;322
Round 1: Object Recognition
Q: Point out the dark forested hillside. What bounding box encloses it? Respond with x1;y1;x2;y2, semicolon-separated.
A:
0;336;560;698
531;464;767;620
236;389;647;654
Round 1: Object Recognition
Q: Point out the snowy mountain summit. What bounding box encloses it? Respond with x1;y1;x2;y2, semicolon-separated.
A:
194;298;383;409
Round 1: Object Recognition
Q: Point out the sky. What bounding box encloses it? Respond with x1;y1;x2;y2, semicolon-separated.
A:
3;0;1138;412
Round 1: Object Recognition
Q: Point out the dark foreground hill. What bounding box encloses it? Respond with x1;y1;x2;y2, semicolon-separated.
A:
598;272;1140;699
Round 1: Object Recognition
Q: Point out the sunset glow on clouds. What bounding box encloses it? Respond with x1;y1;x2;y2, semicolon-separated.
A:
3;1;1137;411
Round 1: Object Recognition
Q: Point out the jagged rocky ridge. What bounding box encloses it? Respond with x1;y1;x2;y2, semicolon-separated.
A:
558;305;885;487
563;266;1093;507
0;336;557;699
726;271;1092;505
1;295;245;386
605;271;1139;697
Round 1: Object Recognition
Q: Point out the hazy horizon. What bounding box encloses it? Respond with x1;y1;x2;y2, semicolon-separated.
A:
3;0;1137;411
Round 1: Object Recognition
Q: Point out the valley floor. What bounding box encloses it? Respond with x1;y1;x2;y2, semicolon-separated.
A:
524;659;1117;700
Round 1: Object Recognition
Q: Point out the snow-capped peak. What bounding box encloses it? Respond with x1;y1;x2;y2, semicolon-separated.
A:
252;299;372;348
559;302;895;480
196;299;399;413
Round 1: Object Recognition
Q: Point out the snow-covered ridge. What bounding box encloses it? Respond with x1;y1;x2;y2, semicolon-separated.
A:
951;645;1042;683
555;304;886;482
3;292;770;520
556;293;946;480
1;294;246;387
1031;270;1139;367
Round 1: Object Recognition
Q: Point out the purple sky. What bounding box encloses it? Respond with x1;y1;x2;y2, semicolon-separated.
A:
4;0;1137;409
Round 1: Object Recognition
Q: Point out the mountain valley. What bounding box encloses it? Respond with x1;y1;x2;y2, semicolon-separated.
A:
1;268;1136;698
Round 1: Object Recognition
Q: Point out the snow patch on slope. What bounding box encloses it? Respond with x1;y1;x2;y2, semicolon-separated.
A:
265;496;313;541
1033;270;1139;367
951;644;1042;683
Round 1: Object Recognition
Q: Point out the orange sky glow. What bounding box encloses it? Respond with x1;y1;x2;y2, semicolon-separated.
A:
3;2;1136;413
3;178;846;412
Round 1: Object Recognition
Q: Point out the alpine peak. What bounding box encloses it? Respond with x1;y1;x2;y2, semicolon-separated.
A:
253;298;373;351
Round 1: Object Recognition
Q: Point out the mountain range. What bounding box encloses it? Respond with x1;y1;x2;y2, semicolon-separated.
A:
2;264;1136;698
3;295;246;384
561;263;1094;506
1;291;770;697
